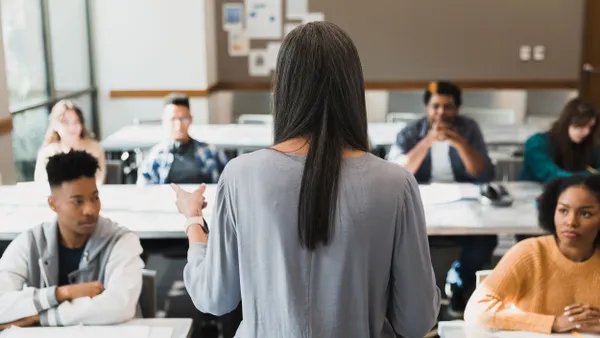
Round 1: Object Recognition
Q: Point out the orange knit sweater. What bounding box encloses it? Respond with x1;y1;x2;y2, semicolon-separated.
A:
464;235;600;334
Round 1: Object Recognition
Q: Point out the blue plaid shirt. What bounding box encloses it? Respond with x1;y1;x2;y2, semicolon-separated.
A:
137;138;229;185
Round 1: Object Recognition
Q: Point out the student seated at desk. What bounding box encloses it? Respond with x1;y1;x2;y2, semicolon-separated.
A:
34;100;106;184
465;175;600;334
0;151;144;328
390;80;496;318
137;93;228;186
521;98;600;183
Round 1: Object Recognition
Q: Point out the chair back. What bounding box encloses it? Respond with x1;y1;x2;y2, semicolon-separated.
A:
476;270;492;286
139;269;157;318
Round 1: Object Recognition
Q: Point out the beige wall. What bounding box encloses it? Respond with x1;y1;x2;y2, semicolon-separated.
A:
215;0;585;82
0;6;17;184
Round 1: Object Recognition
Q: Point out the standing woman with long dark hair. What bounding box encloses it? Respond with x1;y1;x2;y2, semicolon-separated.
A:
521;98;600;183
173;22;440;337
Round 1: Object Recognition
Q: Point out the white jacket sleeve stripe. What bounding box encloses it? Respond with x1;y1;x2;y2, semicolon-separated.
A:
45;233;144;326
0;233;50;324
35;286;58;312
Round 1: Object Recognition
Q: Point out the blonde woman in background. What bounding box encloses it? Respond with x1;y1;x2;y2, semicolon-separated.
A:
34;100;106;183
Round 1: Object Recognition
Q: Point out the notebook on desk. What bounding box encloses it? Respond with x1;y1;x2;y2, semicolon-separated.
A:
0;325;173;338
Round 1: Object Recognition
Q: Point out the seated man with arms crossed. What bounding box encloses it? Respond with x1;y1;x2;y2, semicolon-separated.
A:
389;81;495;318
0;151;144;327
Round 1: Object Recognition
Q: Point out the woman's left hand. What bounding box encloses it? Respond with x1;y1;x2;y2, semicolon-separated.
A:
171;183;207;218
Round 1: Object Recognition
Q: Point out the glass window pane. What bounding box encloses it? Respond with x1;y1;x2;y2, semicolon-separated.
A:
0;0;48;111
11;108;49;181
48;0;91;94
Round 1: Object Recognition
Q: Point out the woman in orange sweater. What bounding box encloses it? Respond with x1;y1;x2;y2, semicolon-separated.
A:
465;174;600;334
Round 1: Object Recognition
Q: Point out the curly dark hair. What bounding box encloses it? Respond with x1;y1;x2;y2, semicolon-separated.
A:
46;150;99;188
538;175;600;242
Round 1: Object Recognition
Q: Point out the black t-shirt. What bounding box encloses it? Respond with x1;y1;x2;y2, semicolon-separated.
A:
166;141;213;184
58;242;85;286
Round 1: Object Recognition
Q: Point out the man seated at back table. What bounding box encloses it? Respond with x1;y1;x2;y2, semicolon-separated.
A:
0;151;144;328
137;93;229;185
389;80;496;318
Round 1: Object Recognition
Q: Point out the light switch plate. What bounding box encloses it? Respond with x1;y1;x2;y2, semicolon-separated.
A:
519;45;532;61
533;45;546;61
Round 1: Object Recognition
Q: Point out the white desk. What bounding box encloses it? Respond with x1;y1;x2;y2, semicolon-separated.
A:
100;122;547;152
101;124;273;152
0;318;192;338
122;318;193;338
0;182;543;241
438;320;597;337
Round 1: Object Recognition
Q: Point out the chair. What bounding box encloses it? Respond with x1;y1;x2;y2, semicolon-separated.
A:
139;269;157;318
104;159;124;184
386;112;421;123
237;114;273;125
475;270;492;286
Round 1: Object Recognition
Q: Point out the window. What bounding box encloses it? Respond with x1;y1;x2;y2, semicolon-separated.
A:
1;0;97;181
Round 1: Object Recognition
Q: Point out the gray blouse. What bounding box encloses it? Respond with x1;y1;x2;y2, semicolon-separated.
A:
184;149;440;338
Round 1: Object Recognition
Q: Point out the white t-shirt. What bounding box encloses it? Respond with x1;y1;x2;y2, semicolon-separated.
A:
430;141;454;182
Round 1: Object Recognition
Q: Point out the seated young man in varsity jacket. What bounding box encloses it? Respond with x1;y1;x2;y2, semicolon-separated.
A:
0;150;144;328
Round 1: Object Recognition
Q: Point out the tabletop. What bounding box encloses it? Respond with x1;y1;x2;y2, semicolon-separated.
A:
100;122;547;152
437;321;598;338
0;182;544;241
122;318;193;338
0;318;193;338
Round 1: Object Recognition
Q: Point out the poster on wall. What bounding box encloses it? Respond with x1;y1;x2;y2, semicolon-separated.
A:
284;23;299;36
286;0;307;19
228;29;249;56
249;49;271;76
223;3;244;31
245;0;282;39
302;12;325;23
266;42;282;71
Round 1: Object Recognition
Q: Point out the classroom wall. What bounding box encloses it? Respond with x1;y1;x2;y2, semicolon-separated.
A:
0;16;17;184
91;0;216;138
215;0;585;82
88;0;583;139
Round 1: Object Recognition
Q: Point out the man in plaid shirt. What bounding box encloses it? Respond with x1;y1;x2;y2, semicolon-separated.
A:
137;93;228;185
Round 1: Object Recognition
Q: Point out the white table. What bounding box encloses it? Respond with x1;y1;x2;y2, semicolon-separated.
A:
101;124;273;152
0;182;544;241
0;318;192;338
438;320;597;337
100;122;547;152
122;318;193;338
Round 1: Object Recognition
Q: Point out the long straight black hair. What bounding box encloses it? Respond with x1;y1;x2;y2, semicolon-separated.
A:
272;22;370;250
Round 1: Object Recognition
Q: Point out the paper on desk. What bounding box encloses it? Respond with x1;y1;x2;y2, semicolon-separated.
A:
0;326;151;338
419;184;463;205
